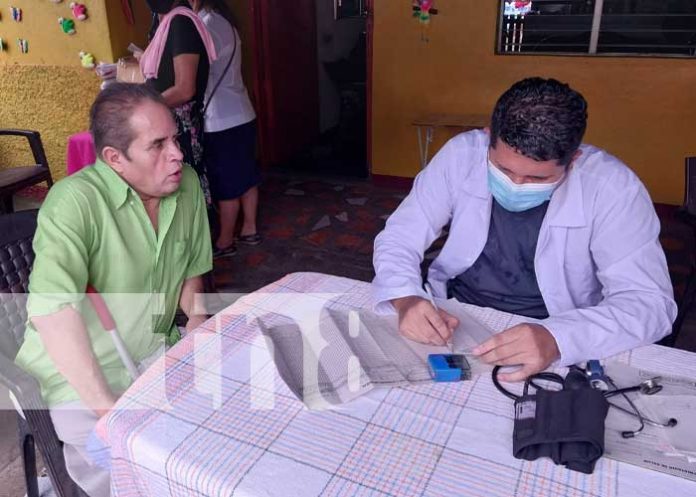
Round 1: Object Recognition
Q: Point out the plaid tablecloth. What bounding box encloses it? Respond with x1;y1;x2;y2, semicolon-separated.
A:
104;272;696;497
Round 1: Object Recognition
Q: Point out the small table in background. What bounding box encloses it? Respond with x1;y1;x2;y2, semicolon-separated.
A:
412;113;489;169
66;131;96;176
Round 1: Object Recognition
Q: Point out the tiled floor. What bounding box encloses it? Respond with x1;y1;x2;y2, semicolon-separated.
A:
2;171;696;495
211;173;400;293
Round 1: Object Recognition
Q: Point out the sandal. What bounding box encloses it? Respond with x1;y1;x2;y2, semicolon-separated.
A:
236;233;263;246
213;243;237;258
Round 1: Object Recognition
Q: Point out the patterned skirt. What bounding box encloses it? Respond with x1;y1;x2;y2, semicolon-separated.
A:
173;100;211;205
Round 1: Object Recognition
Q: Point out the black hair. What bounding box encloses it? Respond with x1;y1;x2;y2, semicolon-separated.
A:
89;83;167;160
146;0;176;14
147;1;192;39
490;77;588;166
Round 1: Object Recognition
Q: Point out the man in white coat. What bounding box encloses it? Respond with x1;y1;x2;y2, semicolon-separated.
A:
372;77;676;381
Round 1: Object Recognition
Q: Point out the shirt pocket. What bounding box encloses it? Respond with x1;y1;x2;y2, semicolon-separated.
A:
173;239;188;260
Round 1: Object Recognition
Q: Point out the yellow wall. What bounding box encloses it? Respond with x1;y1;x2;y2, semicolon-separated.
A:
0;0;112;65
371;2;696;204
0;65;100;181
0;1;152;180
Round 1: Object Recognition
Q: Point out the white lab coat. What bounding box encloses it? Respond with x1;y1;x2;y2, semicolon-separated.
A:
373;130;676;366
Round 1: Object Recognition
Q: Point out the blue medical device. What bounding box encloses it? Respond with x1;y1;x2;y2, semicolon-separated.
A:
428;354;470;382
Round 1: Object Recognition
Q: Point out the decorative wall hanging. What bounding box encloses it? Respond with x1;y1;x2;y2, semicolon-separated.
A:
0;38;5;52
59;17;76;34
504;1;532;16
17;38;28;53
11;6;22;22
412;0;438;42
79;51;95;69
70;3;88;21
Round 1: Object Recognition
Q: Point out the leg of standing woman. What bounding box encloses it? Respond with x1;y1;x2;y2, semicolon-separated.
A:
216;198;241;250
239;186;259;237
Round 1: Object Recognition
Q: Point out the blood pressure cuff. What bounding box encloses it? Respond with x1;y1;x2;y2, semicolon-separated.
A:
512;388;609;474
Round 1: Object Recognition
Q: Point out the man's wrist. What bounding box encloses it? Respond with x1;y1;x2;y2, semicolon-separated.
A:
89;390;117;418
185;313;208;332
532;323;561;363
390;295;421;312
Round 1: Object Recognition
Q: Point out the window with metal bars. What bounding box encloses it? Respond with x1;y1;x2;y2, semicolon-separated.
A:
497;0;696;57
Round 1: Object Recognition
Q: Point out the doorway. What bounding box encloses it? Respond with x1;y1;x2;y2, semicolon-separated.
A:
249;0;372;178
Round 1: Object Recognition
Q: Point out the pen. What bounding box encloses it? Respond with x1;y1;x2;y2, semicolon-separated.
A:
424;282;438;309
424;282;452;350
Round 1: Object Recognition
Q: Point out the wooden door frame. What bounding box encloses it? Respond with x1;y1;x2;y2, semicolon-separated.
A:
365;0;374;176
248;0;272;167
249;0;373;172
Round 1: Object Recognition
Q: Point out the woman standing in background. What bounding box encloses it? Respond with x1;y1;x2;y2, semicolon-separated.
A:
142;0;216;199
191;0;261;257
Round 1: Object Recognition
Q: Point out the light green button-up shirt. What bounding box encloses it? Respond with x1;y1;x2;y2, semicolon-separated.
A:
15;160;212;406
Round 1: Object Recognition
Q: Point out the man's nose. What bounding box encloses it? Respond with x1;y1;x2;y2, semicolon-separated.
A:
168;140;184;161
510;175;526;185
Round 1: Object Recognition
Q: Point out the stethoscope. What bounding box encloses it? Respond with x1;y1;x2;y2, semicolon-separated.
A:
492;361;678;438
591;372;677;438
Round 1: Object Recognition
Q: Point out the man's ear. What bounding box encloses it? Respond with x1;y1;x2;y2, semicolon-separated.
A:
101;146;125;173
566;149;583;172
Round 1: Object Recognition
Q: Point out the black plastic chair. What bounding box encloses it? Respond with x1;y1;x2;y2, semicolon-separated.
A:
0;130;54;214
0;210;87;497
660;157;696;347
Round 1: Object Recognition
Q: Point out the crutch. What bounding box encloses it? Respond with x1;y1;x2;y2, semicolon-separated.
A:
86;286;140;381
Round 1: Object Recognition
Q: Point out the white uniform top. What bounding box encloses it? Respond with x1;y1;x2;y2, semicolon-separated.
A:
199;9;256;133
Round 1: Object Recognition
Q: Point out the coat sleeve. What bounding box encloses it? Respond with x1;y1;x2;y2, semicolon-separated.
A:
372;140;460;314
542;175;677;366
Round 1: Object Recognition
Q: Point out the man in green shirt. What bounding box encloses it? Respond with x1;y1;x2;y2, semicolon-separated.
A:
15;83;212;497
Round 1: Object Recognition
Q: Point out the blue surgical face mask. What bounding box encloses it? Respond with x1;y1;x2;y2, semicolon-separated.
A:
487;157;564;212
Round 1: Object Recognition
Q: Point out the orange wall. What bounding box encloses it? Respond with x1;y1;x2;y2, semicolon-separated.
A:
371;2;696;204
105;0;152;60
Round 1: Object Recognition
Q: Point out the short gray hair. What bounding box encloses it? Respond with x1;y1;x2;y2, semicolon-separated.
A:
89;83;168;160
